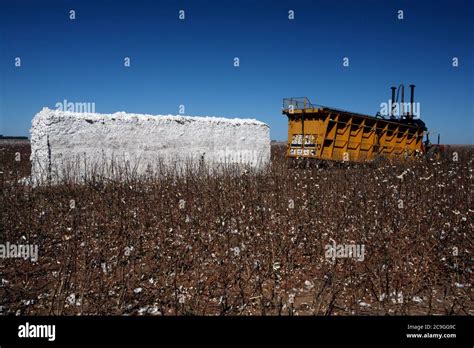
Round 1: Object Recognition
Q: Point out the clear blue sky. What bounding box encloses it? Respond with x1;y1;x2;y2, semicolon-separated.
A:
1;0;473;143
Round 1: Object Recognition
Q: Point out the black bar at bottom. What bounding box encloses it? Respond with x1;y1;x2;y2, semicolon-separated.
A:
0;315;471;346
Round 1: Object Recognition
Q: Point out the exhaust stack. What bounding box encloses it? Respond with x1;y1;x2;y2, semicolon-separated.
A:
409;84;415;119
400;85;405;117
390;86;396;118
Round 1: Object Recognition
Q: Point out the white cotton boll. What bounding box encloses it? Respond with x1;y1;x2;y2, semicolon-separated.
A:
412;296;423;303
358;301;371;307
66;294;76;305
454;283;467;288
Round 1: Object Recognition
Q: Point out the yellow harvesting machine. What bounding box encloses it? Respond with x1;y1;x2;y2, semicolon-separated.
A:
282;85;428;163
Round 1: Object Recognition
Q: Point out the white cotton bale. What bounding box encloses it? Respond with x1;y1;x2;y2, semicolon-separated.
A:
30;107;270;183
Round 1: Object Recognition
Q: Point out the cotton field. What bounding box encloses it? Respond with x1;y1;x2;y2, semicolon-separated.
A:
0;142;472;315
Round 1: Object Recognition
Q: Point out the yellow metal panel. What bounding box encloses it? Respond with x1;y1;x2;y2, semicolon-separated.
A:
284;106;424;162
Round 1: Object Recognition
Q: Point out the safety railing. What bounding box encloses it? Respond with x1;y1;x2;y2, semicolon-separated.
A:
283;97;402;122
283;97;318;111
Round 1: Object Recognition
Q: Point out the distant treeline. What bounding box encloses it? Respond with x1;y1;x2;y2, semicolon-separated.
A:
0;135;29;140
